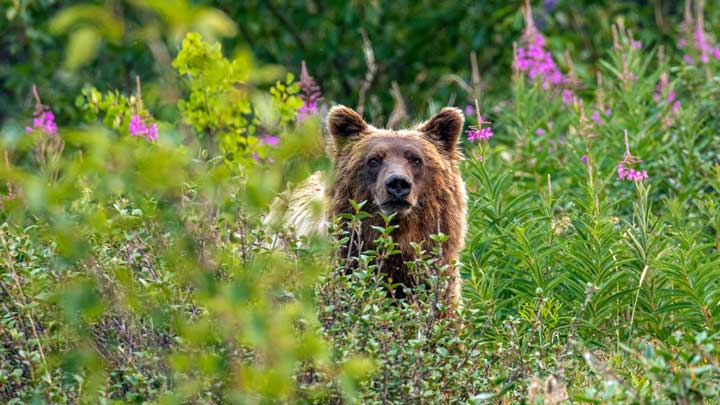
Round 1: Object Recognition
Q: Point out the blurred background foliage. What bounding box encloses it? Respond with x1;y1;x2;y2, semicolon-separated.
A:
3;0;720;125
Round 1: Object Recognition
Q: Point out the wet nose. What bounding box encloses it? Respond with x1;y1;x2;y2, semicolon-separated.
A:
384;175;412;199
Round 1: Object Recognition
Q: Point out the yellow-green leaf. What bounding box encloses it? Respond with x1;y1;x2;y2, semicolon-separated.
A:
64;27;101;70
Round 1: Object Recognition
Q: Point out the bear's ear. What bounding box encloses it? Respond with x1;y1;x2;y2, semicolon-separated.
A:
418;107;464;155
327;105;369;148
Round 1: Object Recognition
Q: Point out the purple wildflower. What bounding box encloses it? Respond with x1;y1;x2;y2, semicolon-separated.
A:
694;27;711;63
605;108;612;117
147;123;158;141
28;110;58;135
464;104;474;116
129;115;144;136
260;135;280;147
516;34;565;89
678;7;720;65
617;130;648;182
26;86;58;136
466;125;494;142
561;89;574;104
535;128;546;136
618;163;648;182
581;155;588;165
672;101;681;114
297;61;323;121
297;101;318;121
654;73;681;119
129;115;157;141
631;40;642;50
516;5;566;91
591;111;603;126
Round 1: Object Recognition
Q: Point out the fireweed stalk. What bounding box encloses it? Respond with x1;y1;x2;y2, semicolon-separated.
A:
678;0;720;65
578;101;601;215
466;98;494;161
617;130;648;182
297;60;323;121
611;23;643;89
515;0;573;102
26;85;64;185
26;85;57;136
592;72;613;130
128;76;158;141
654;72;682;129
129;116;158;141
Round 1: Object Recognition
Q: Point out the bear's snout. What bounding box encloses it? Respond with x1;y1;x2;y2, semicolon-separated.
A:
384;174;412;200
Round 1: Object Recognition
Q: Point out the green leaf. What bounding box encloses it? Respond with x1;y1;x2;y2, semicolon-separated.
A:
64;27;101;70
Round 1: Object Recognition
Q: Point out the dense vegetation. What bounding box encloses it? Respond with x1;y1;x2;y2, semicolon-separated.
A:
2;0;720;403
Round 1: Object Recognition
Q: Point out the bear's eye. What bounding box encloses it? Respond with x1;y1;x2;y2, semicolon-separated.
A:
367;157;381;168
409;156;422;167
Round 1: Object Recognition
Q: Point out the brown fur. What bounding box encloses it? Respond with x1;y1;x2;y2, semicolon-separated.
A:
327;106;467;306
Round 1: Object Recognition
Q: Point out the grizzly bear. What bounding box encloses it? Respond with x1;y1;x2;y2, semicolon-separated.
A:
267;106;467;306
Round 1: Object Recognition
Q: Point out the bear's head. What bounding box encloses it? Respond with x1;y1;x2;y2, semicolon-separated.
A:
327;105;464;218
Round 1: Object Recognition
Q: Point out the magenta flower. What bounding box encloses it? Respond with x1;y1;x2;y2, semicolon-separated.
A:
678;9;720;66
672;101;681;114
464;104;474;116
694;27;712;63
147;123;158;141
297;61;323;121
654;74;681;117
561;89;574;104
581;155;588;165
515;6;567;92
617;130;648;182
535;128;546;135
591;111;603;126
129;115;157;141
129;115;144;136
516;34;565;90
631;40;642;50
466;125;494;142
297;101;318;121
618;163;648;182
26;86;59;136
27;110;58;135
260;135;280;147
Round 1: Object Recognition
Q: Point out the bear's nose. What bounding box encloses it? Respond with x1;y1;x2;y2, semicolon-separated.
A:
385;175;412;199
